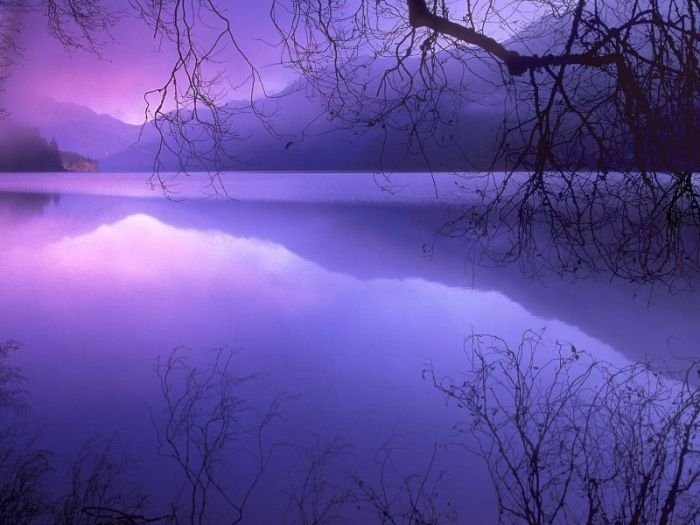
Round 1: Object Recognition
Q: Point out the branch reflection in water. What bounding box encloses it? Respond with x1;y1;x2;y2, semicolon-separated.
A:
0;177;697;523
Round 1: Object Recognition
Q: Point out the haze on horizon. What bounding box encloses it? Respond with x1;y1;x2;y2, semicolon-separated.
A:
1;0;540;126
1;2;296;124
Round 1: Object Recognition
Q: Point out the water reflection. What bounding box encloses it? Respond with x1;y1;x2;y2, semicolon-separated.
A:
0;183;698;522
4;187;695;364
0;191;59;221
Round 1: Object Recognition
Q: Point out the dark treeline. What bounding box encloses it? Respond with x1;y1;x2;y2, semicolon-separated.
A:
0;122;64;172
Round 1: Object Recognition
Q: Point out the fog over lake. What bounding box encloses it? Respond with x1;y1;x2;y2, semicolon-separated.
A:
0;172;698;523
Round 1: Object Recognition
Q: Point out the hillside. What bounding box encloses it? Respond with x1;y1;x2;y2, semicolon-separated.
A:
100;60;505;173
11;98;141;161
0;121;100;172
0;123;64;172
59;151;99;172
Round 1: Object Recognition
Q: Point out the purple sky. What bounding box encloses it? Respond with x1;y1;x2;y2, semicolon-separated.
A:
1;1;537;125
3;3;294;123
0;1;543;125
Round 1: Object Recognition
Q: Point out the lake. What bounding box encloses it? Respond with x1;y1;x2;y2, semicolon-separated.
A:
0;172;698;523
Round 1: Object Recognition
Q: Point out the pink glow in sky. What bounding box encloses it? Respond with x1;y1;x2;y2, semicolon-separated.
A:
3;3;293;124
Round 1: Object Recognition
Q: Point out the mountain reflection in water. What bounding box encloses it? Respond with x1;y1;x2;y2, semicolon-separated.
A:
0;173;698;523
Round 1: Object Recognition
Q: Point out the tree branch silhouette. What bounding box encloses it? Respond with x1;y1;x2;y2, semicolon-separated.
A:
151;346;284;525
427;330;700;524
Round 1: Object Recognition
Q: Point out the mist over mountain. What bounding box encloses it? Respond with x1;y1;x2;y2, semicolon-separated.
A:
11;98;142;161
98;57;506;172
9;47;629;174
8;13;696;174
1;51;504;173
99;102;502;173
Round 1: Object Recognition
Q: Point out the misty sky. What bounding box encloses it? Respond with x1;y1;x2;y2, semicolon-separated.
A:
3;3;294;123
1;1;539;125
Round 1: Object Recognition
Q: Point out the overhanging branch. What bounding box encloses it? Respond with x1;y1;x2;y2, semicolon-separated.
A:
407;0;619;75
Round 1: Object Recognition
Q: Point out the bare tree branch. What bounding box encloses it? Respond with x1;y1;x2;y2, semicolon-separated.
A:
427;330;700;524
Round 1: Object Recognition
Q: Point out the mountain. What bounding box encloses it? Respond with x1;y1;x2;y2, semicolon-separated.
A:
100;58;505;172
12;16;684;174
5;54;510;173
59;151;99;172
11;98;141;161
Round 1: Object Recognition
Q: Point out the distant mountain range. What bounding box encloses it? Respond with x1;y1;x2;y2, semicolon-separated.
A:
9;19;696;174
26;47;681;174
11;61;505;173
11;98;142;162
1;14;580;174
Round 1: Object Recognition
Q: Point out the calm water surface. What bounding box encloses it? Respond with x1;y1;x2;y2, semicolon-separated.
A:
0;172;698;523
